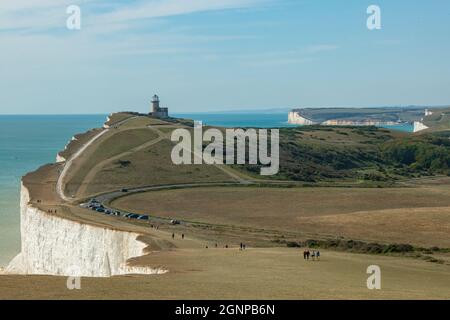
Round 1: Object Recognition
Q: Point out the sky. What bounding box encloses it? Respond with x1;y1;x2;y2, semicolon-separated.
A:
1;0;450;114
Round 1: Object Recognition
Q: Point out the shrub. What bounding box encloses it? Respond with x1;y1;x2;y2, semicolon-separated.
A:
286;241;301;248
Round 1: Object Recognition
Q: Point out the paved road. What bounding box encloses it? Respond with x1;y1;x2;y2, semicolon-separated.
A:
93;181;245;224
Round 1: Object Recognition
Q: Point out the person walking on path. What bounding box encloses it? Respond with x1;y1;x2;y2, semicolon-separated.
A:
311;250;316;261
172;233;175;239
240;243;243;250
181;234;184;240
316;250;320;260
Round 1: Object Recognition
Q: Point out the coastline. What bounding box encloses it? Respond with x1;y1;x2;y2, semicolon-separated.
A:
4;115;166;276
6;183;165;276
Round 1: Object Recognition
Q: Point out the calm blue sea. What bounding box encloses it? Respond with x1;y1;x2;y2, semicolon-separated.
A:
0;113;413;266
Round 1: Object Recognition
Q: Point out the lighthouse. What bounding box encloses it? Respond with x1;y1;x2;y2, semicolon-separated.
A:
150;94;169;118
151;94;160;113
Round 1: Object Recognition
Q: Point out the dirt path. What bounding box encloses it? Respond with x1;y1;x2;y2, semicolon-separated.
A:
56;116;138;202
75;127;165;198
56;129;109;202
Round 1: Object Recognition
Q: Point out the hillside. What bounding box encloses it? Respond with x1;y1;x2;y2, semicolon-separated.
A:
3;111;450;300
422;107;450;132
232;126;450;183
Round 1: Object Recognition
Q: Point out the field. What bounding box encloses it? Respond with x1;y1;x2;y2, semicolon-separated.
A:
111;185;450;248
1;248;449;299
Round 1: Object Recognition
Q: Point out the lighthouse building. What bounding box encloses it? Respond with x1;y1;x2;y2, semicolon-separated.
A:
149;94;169;118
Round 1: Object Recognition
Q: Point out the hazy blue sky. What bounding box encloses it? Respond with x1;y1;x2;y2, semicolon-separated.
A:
1;0;450;114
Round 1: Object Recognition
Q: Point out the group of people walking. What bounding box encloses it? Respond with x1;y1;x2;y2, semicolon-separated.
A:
303;249;320;261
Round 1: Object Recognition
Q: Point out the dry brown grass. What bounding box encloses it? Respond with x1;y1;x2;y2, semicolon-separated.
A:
111;186;450;247
57;129;103;161
1;248;449;299
104;112;134;127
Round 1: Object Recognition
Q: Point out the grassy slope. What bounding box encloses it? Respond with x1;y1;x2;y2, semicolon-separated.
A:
64;128;159;196
230;126;405;183
227;125;450;182
57;129;103;161
423;107;450;132
63;116;237;198
83;139;235;196
104;112;135;127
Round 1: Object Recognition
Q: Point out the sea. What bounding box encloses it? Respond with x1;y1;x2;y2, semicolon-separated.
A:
0;113;413;266
173;112;414;132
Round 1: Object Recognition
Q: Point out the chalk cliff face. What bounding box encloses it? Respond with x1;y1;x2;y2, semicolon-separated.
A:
288;111;316;125
6;183;165;277
413;121;429;133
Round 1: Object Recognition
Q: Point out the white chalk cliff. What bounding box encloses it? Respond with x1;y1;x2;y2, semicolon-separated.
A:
288;111;317;125
6;183;166;277
413;121;429;133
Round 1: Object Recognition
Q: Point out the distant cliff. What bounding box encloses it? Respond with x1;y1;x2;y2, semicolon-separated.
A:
287;107;423;126
288;111;316;125
321;119;398;126
413;121;429;133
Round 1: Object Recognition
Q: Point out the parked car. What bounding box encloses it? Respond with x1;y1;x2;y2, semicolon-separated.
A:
129;214;140;219
137;215;149;220
121;188;128;193
170;219;181;225
96;208;105;213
